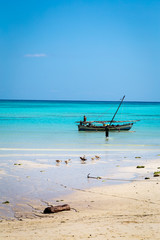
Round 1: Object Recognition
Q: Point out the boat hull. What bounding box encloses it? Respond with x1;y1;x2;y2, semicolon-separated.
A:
78;123;133;131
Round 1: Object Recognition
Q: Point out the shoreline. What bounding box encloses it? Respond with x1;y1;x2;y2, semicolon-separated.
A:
0;151;160;219
0;158;160;239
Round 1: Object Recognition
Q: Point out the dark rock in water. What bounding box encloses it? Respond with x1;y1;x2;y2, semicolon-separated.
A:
2;201;10;204
153;171;160;177
154;174;160;177
136;166;145;168
43;204;70;214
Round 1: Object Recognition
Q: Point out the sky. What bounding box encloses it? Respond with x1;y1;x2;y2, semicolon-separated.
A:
0;0;160;101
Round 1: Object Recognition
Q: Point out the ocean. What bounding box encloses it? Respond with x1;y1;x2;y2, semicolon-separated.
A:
0;100;160;219
1;100;160;148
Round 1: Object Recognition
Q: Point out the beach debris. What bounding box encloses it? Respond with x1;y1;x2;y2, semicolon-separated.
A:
153;171;160;177
40;170;45;172
87;173;102;179
14;163;22;166
145;177;150;180
157;167;160;169
56;160;62;163
95;155;100;159
80;155;87;161
136;166;145;168
135;157;141;159
43;204;70;214
87;173;139;182
2;201;10;204
91;157;95;160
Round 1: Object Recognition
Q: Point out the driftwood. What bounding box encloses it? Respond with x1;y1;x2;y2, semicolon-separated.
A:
43;204;70;214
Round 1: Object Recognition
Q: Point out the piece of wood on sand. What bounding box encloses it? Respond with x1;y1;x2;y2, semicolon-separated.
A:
43;204;70;214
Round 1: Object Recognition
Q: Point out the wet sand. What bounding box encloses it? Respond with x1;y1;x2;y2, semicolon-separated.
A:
0;159;160;240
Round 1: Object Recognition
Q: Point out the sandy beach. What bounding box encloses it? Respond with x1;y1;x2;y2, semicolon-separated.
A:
0;159;160;240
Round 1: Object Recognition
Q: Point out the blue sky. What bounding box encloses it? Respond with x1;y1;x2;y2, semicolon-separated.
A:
0;0;160;101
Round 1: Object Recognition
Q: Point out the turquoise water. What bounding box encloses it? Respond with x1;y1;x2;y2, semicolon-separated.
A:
0;100;160;148
0;100;160;219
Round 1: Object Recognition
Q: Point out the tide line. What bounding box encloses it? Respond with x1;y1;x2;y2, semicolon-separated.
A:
0;147;158;152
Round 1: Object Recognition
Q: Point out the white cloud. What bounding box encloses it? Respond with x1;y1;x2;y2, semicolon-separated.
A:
24;53;47;57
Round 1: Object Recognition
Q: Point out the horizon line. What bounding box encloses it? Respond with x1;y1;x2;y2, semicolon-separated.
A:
0;98;160;103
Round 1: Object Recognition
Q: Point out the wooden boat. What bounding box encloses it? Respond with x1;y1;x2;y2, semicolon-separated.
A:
77;96;139;132
78;121;135;131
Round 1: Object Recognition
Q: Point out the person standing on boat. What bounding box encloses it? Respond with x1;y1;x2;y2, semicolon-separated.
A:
83;115;87;122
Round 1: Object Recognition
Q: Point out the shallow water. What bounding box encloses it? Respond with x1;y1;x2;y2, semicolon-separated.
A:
0;100;160;219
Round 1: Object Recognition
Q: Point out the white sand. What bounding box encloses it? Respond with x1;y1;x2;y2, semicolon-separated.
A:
0;176;160;240
1;155;160;240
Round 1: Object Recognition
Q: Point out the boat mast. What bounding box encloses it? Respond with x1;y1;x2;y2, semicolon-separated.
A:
109;95;125;125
